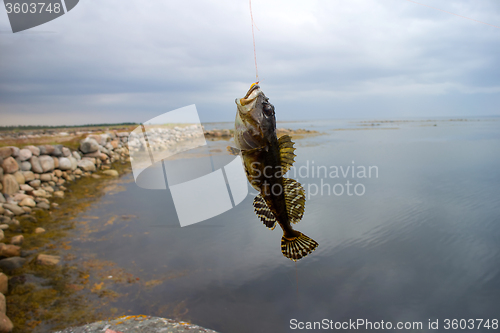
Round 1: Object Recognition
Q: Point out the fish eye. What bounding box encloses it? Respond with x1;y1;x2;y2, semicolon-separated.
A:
263;102;274;116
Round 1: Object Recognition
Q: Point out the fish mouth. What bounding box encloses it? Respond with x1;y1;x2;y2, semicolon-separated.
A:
236;83;261;108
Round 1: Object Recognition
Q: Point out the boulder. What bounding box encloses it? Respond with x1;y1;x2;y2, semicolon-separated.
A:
52;156;59;169
18;148;32;161
20;161;31;171
2;175;19;195
39;155;55;172
2;204;24;216
0;273;7;294
29;180;41;188
40;174;52;182
0;257;26;271
72;151;81;161
0;244;21;258
0;148;13;159
58;157;72;170
52;145;63;157
80;138;100;153
10;235;23;246
53;191;64;198
38;145;55;155
77;159;96;172
13;171;25;185
24;145;40;156
1;157;18;174
19;197;36;207
69;156;78;170
30;156;43;173
22;171;35;182
102;170;119;177
19;184;34;192
0;312;13;333
61;147;71;157
37;254;61;266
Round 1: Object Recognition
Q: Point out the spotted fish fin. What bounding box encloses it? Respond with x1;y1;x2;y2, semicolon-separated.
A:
281;232;319;261
283;178;305;224
253;194;277;230
226;146;241;155
278;135;296;174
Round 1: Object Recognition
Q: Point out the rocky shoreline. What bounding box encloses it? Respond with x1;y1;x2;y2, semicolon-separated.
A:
0;125;317;332
0;131;131;333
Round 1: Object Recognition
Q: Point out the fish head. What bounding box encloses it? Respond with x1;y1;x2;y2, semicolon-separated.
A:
234;83;276;150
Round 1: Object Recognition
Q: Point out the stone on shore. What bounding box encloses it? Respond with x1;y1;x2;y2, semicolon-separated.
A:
2;175;19;195
53;156;59;169
19;198;36;207
0;257;25;271
0;273;7;294
40;173;52;182
20;161;31;171
24;145;40;156
18;149;32;161
78;159;96;172
102;170;119;177
1;157;18;174
35;227;45;234
53;191;64;198
12;171;25;185
39;155;55;172
10;235;23;246
0;148;13;159
22;171;35;182
62;147;71;157
80;138;100;153
29;180;41;188
0;312;13;333
37;202;50;210
0;244;20;258
19;184;34;192
58;157;72;170
37;254;61;266
30;156;43;174
2;204;24;216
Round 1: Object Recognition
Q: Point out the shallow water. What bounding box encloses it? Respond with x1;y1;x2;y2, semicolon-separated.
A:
65;118;500;332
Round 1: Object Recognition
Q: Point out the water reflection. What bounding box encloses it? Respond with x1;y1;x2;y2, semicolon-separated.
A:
66;119;500;333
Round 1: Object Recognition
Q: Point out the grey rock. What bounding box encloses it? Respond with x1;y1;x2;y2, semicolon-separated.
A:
58;157;72;170
68;156;78;170
1;157;19;174
0;256;26;272
61;147;71;157
52;145;63;157
37;254;61;266
102;170;119;177
18;148;32;161
2;175;19;195
77;159;96;172
39;155;55;172
2;204;24;215
30;155;43;173
24;145;40;156
80;138;100;153
10;147;20;157
20;161;32;171
0;217;10;224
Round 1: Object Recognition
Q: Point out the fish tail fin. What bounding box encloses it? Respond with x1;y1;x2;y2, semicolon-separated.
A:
281;232;318;261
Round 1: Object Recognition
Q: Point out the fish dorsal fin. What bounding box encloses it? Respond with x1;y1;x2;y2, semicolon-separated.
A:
226;146;241;155
253;194;277;230
283;178;305;224
278;135;296;173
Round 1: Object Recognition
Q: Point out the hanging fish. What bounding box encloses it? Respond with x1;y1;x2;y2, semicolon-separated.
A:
232;83;318;261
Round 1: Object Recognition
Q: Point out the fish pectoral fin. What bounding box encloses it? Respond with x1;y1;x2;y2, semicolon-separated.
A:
278;135;296;173
283;178;305;224
281;232;318;261
241;145;267;155
226;146;241;155
253;194;277;230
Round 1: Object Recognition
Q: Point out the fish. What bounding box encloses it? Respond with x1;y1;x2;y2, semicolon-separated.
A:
233;82;318;261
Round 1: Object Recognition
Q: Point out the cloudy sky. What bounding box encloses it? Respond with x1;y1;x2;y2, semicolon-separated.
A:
0;0;499;125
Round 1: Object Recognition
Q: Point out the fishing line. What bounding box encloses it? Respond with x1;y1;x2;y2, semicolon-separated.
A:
249;0;259;82
406;0;500;30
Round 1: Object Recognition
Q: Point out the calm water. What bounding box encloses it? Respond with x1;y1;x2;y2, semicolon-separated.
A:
66;118;500;332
